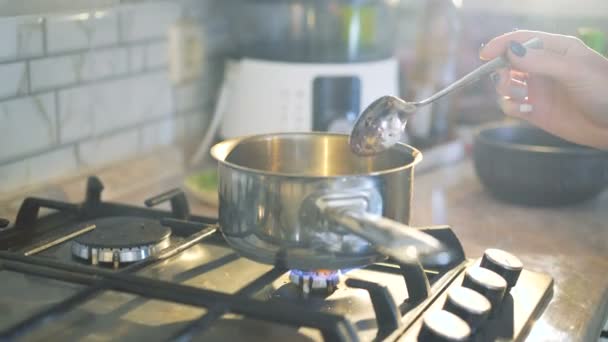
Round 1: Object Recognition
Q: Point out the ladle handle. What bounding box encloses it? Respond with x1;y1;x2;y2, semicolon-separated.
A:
417;37;542;106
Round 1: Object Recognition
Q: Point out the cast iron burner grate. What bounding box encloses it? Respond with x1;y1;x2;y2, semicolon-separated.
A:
71;216;172;268
0;176;553;342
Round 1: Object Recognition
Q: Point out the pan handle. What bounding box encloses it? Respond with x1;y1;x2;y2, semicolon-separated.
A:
315;193;454;266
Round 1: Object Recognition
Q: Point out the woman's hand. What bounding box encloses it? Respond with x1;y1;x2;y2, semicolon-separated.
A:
480;30;608;150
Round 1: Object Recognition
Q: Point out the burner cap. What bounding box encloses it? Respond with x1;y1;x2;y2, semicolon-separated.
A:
289;269;341;296
71;216;171;267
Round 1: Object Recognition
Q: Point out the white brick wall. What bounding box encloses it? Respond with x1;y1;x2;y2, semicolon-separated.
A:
58;71;173;143
119;3;180;42
81;47;128;81
145;42;168;69
0;146;78;193
46;11;119;53
128;71;174;118
174;80;207;114
57;83;96;142
76;129;140;167
0;94;56;161
30;54;80;91
128;41;169;73
30;47;129;92
128;44;147;72
0;1;211;195
0;16;43;62
0;62;28;99
182;109;209;141
139;118;177;151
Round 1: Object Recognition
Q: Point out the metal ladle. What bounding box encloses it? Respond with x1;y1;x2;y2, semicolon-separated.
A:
349;37;542;156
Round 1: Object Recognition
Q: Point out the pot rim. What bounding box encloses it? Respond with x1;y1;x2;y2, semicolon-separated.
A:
210;132;423;178
474;121;608;156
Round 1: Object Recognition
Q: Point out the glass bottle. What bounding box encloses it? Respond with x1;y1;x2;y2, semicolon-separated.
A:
406;0;461;149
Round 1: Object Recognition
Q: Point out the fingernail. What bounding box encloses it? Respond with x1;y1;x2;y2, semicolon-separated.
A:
509;41;527;57
478;42;488;60
490;72;501;85
519;103;533;113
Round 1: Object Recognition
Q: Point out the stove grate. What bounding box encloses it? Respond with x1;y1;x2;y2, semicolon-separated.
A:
0;176;466;342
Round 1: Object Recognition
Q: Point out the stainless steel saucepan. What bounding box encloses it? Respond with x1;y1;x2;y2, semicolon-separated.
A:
211;133;452;270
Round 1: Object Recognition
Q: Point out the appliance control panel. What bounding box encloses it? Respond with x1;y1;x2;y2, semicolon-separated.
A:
402;250;553;341
219;58;398;138
277;88;308;131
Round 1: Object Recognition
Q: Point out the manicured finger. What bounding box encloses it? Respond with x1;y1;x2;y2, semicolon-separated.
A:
480;30;578;60
499;75;608;150
498;97;533;118
494;73;528;100
505;41;575;81
491;69;529;100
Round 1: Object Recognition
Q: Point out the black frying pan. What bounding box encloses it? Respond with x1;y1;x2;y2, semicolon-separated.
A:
472;121;608;206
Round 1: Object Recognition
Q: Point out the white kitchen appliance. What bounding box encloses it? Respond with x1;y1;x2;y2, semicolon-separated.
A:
184;0;406;164
219;57;399;138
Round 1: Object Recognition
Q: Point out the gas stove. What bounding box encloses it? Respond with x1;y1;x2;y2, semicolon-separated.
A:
0;176;553;341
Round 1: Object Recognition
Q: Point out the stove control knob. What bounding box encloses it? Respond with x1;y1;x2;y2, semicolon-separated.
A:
480;248;523;290
443;286;491;331
418;310;471;342
462;266;507;315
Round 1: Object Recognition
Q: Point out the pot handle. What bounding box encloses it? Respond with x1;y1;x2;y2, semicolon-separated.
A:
315;194;453;266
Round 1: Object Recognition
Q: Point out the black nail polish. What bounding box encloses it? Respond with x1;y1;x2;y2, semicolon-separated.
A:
490;72;501;85
509;41;527;57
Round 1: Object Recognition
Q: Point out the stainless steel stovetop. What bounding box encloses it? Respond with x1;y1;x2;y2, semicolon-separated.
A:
0;177;553;341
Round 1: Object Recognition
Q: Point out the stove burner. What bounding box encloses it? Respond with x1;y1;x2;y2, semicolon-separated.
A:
289;269;341;296
71;216;171;268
